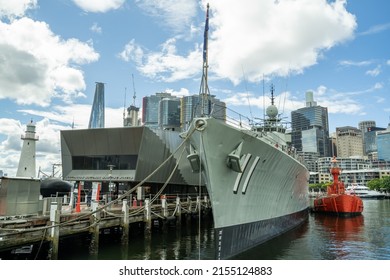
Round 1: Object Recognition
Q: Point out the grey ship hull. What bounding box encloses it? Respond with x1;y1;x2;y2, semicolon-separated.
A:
185;117;309;259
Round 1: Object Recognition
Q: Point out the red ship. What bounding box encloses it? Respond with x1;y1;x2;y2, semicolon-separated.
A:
313;157;363;216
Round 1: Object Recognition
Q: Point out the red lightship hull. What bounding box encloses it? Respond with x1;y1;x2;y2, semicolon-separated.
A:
313;194;363;217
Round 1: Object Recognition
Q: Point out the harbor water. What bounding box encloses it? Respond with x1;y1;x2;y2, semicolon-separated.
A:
5;199;390;260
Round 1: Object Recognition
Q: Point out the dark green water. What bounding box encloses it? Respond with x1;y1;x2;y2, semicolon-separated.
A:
4;199;390;260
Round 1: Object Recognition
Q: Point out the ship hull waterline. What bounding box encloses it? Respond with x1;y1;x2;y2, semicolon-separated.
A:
313;194;363;217
185;117;310;260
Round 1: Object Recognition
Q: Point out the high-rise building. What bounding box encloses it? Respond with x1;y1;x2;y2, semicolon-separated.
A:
358;120;376;155
364;126;386;158
336;126;364;158
123;105;140;127
291;91;330;157
377;124;390;161
88;82;105;128
159;97;181;130
16;121;39;177
181;95;226;130
142;92;172;128
358;120;376;133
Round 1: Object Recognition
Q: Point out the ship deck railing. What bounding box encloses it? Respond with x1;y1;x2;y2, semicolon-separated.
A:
211;107;304;165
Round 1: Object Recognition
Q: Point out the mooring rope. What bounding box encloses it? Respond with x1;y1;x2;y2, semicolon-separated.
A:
0;125;197;236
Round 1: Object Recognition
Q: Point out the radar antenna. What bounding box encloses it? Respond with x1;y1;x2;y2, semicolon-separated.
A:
270;84;275;106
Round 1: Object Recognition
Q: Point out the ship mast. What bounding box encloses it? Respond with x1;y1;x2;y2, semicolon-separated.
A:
199;3;210;116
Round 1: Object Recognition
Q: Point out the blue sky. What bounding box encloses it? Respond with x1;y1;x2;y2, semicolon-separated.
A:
0;0;390;176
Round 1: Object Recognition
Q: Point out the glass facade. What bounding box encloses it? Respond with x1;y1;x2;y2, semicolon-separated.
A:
291;105;330;157
72;155;138;170
377;131;390;161
142;93;172;127
159;98;181;129
88;82;105;128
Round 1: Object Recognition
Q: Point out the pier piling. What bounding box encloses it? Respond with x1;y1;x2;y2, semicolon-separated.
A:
89;201;100;256
48;202;60;260
121;199;129;245
144;198;151;234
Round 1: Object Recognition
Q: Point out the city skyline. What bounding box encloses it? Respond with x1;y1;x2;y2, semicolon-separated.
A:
1;0;390;176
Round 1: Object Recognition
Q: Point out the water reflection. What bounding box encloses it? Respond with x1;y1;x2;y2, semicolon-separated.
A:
313;214;364;260
3;200;390;260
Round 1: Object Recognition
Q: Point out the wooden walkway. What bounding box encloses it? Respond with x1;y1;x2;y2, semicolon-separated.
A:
0;195;211;259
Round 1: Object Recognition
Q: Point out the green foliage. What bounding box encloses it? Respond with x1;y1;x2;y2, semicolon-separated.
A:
309;182;330;192
367;178;382;190
367;176;390;191
382;176;390;191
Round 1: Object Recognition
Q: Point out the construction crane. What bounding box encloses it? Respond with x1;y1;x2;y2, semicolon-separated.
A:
131;73;136;106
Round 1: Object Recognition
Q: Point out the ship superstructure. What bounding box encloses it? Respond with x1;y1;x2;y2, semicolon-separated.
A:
181;3;310;259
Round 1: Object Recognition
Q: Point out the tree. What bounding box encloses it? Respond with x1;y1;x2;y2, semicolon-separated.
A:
367;178;382;191
309;182;330;192
382;176;390;191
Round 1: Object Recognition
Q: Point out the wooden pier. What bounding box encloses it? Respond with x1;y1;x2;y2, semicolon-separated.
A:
0;194;211;259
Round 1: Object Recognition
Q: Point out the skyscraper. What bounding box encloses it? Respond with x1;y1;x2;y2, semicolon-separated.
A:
88;82;105;128
358;120;376;155
291;91;330;157
364;126;386;158
142;92;172;128
159;97;181;130
377;123;390;161
181;95;226;131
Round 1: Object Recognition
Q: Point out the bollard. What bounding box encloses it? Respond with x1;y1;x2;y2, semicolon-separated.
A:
176;196;181;225
196;196;201;212
161;195;168;217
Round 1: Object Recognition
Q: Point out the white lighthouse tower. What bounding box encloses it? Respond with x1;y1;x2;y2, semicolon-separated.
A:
16;120;39;177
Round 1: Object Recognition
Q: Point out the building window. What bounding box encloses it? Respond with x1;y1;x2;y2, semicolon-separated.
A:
72;155;138;170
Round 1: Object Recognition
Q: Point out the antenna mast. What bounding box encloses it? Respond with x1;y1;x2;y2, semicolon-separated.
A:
199;3;210;116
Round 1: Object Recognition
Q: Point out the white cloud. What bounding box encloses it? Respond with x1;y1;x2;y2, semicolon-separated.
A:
339;60;373;67
0;102;125;176
0;18;99;106
358;23;390;36
72;0;125;13
221;82;383;119
91;22;102;34
119;38;202;82
119;39;144;63
0;0;37;20
0;118;62;177
207;0;357;84
366;65;381;77
126;0;356;85
135;0;198;33
165;88;192;97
